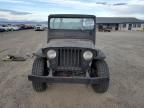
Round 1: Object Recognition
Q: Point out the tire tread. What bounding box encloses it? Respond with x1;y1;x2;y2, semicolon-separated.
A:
32;58;47;92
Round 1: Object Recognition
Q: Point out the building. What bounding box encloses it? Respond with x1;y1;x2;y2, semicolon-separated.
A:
96;17;144;31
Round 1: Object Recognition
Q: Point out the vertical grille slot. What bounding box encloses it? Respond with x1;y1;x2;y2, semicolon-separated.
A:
58;48;81;68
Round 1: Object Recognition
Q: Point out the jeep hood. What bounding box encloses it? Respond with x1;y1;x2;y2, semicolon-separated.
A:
47;39;95;49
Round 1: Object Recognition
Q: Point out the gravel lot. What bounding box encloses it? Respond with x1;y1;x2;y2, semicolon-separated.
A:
0;30;144;108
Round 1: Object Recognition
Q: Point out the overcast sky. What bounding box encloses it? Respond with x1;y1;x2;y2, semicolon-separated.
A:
0;0;144;21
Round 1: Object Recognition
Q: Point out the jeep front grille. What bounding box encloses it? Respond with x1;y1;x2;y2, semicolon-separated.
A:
57;48;82;69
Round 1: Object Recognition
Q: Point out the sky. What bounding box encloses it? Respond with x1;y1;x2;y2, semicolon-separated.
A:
0;0;144;21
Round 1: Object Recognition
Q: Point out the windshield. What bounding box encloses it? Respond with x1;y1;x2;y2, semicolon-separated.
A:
50;18;95;30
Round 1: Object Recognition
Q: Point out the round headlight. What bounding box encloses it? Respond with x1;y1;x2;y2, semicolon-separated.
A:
47;50;56;59
83;51;93;60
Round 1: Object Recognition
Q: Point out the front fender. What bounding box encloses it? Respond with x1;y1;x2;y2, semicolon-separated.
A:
93;49;106;60
34;48;46;58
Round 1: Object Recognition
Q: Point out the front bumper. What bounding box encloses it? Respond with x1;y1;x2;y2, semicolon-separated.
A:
28;75;109;84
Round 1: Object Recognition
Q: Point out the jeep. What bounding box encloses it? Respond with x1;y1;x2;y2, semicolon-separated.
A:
28;14;110;93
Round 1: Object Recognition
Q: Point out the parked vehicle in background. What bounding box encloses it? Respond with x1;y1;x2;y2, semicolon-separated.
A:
18;24;26;30
0;25;10;31
0;26;6;32
103;26;112;32
25;24;34;29
35;25;45;31
0;24;33;32
0;29;5;32
98;25;111;32
13;25;20;31
18;24;34;30
8;25;20;31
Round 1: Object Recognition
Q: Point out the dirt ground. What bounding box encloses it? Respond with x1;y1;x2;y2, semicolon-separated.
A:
0;30;144;108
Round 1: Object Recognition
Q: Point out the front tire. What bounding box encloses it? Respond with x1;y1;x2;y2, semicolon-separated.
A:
32;57;47;92
91;60;109;93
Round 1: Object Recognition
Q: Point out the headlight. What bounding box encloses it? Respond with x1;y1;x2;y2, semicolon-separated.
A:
47;49;56;59
83;51;93;60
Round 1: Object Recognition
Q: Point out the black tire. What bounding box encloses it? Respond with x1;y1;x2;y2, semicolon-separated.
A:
91;60;109;93
32;57;47;92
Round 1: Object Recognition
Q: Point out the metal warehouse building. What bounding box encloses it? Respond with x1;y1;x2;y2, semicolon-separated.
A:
96;17;144;31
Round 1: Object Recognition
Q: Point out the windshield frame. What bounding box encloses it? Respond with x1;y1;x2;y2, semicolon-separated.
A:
48;14;96;31
49;17;95;30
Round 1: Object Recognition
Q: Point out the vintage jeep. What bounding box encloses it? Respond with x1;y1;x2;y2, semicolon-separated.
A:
28;14;110;93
